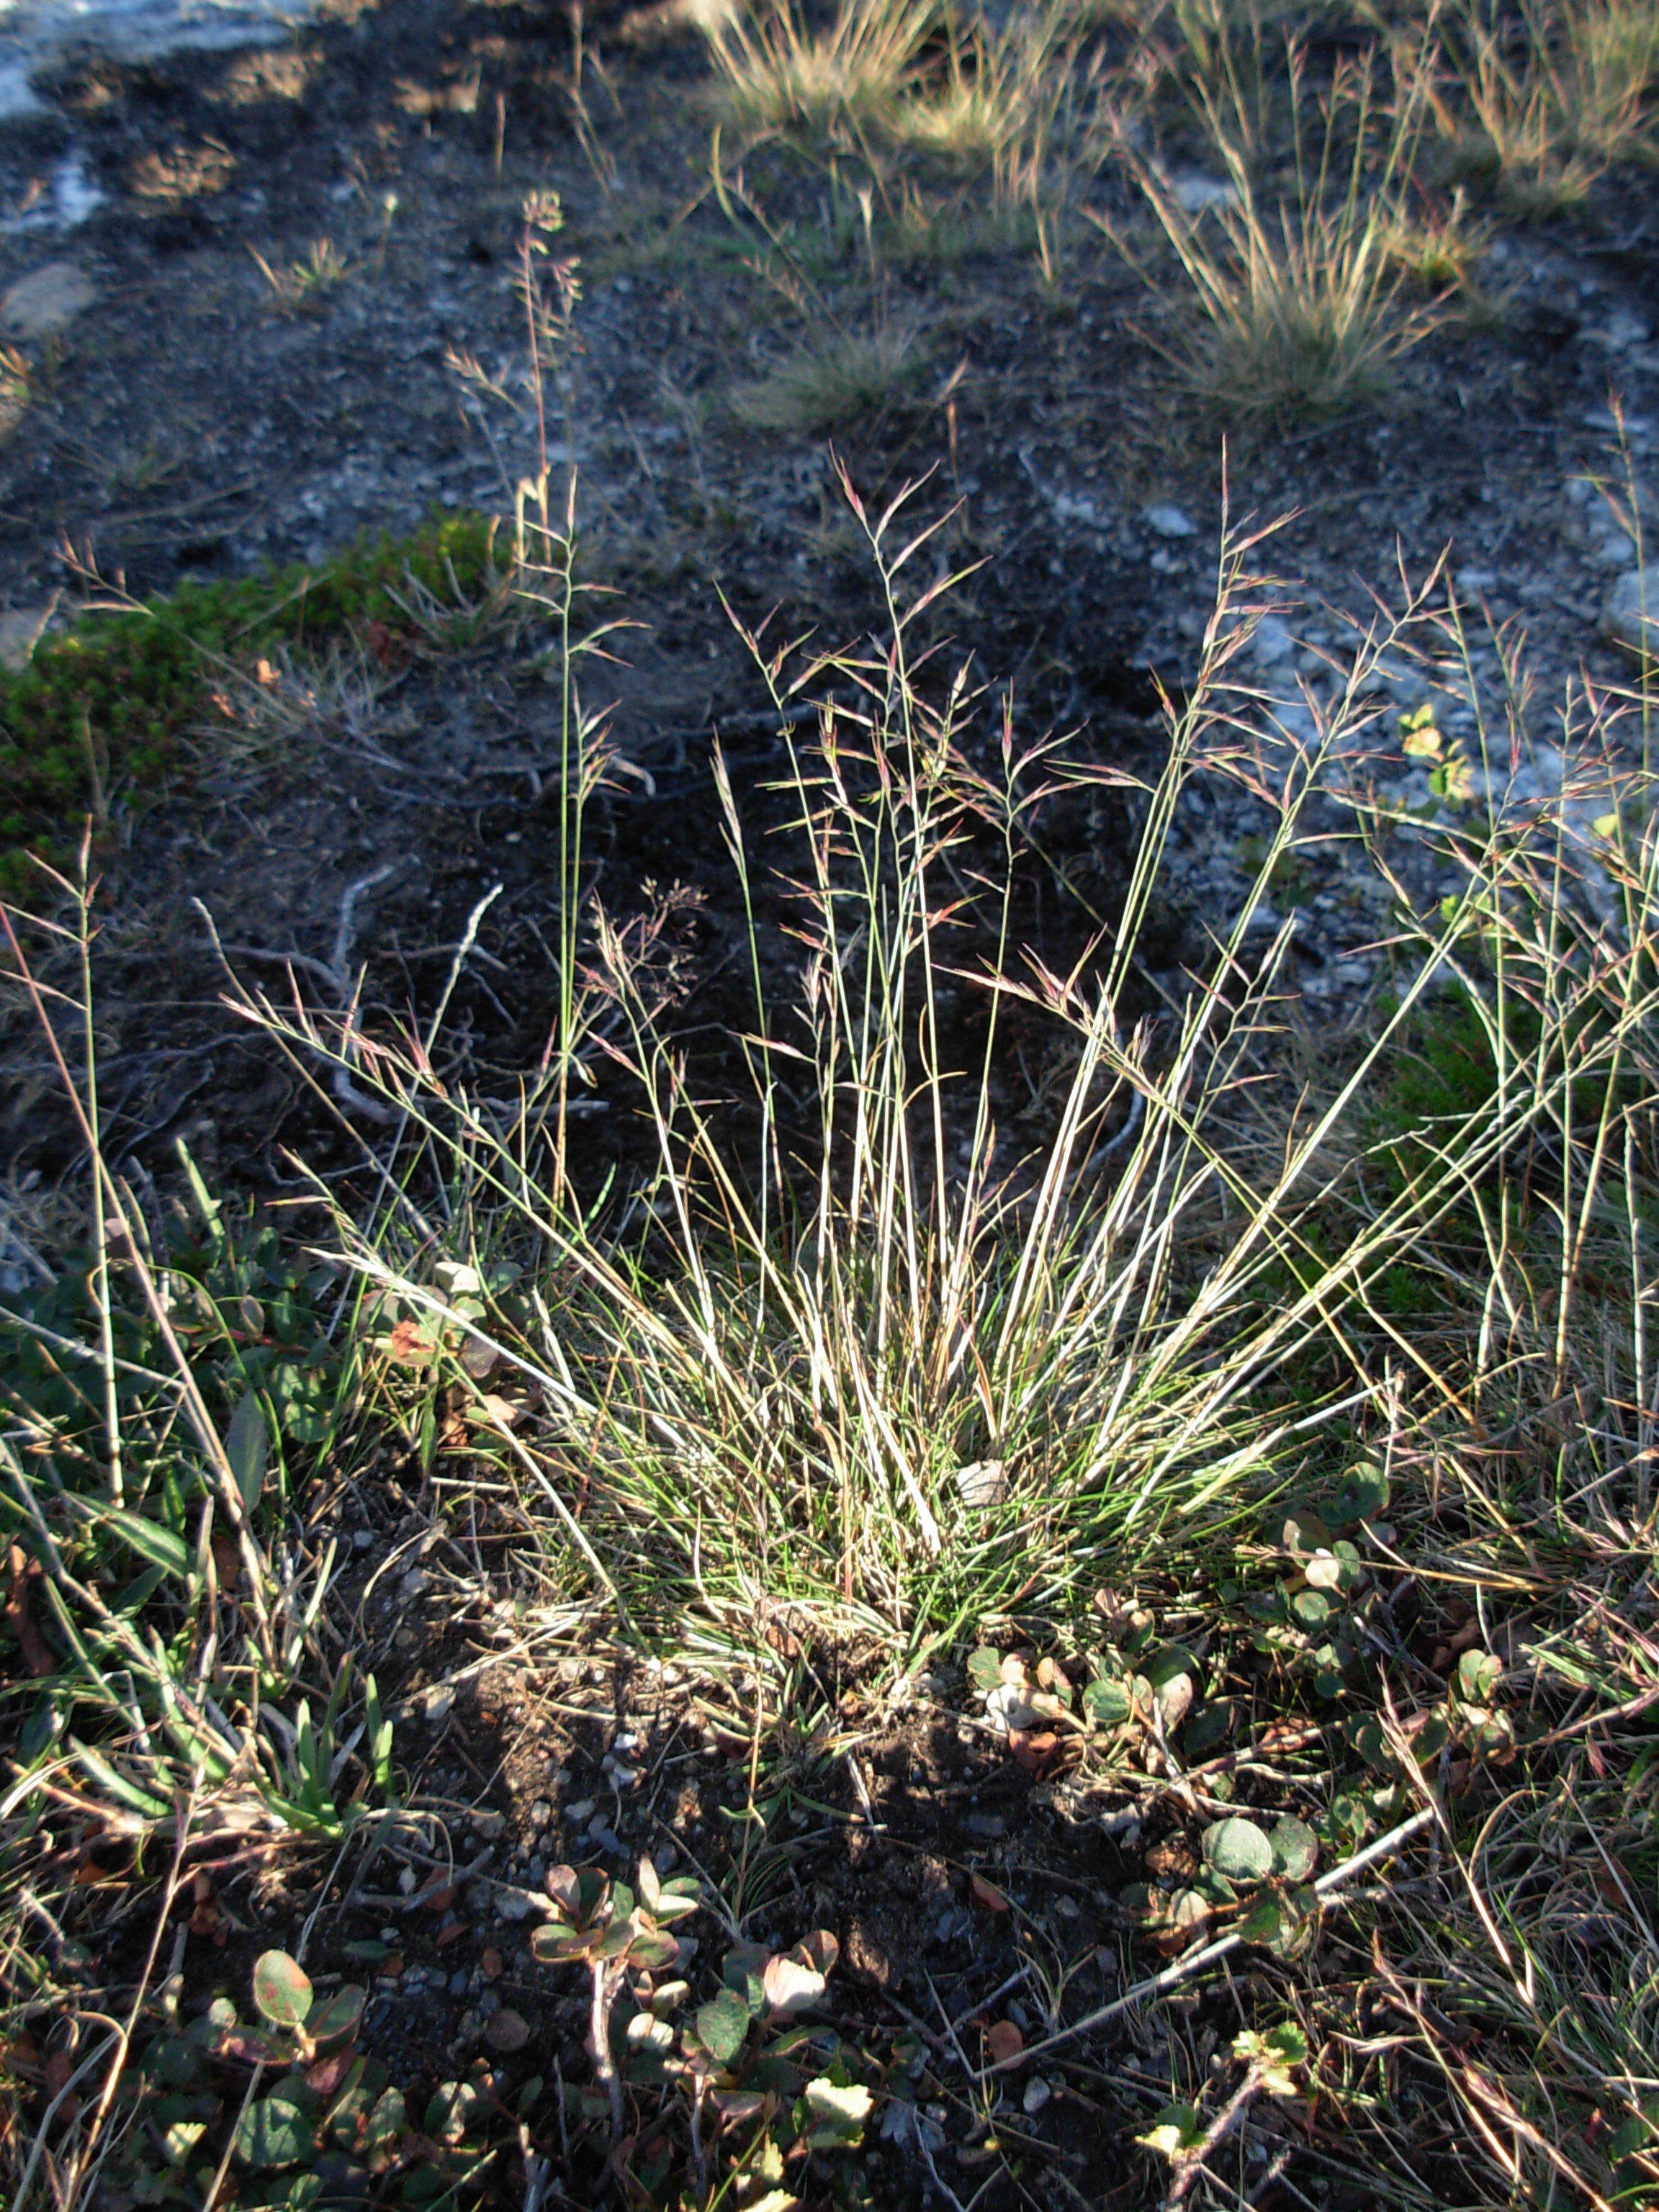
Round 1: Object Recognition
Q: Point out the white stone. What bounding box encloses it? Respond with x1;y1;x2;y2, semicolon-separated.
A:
1145;502;1197;538
1251;614;1295;665
1171;174;1238;214
0;261;94;341
1601;567;1659;658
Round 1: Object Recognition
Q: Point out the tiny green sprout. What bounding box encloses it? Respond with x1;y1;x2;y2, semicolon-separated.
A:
1401;703;1443;757
1232;2021;1309;2097
1457;1647;1503;1706
1138;2101;1202;2159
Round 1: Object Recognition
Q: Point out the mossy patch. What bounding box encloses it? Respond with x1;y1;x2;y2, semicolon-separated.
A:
0;512;499;897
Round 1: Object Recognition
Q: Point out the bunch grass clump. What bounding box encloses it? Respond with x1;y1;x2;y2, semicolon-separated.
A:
701;0;934;135
729;322;921;431
4;462;1659;2205
886;3;1069;176
1115;39;1442;421
1431;0;1659;205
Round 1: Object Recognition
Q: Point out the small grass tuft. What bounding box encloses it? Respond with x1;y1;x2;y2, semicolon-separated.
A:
1109;40;1442;421
730;321;922;431
700;0;932;135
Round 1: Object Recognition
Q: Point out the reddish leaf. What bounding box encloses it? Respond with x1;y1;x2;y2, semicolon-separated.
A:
1007;1727;1061;1776
708;2088;770;2123
305;2049;356;2100
969;1873;1010;1915
42;2048;81;2123
761;1951;825;2018
480;1948;504;1980
416;1880;458;1914
799;1928;840;1976
215;2028;285;2067
6;1544;53;1678
544;1865;582;1914
387;1319;435;1366
986;2020;1024;2068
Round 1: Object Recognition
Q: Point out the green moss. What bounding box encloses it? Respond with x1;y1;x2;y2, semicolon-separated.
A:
0;512;499;897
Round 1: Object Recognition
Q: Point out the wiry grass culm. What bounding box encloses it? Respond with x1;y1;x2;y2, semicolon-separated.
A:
5;457;1659;2205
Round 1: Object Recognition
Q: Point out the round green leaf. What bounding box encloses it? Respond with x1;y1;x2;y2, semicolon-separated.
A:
1290;1588;1331;1631
1137;2102;1201;2159
1457;1648;1502;1704
966;1648;1004;1693
424;2080;480;2143
233;2094;315;2170
802;2077;872;2147
1082;1676;1130;1727
1201;1815;1274;1883
364;2087;406;2170
253;1951;314;2033
695;1987;752;2069
1278;1507;1330;1555
1269;1815;1319;1881
1329;1460;1389;1529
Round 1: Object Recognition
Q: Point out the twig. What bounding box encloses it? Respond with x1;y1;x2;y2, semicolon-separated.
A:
1166;2059;1265;2206
946;1960;1033;2038
992;1808;1435;2072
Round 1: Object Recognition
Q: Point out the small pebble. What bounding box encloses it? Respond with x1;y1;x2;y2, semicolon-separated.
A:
1023;2076;1053;2116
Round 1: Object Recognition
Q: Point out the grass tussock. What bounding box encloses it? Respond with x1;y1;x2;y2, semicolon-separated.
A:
1431;0;1659;204
701;0;934;134
729;321;921;430
1113;41;1444;418
6;8;1659;2202
886;6;1069;173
